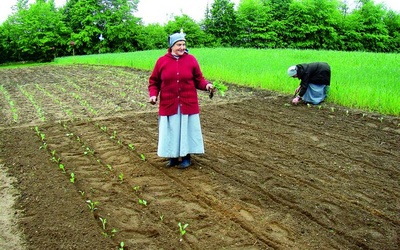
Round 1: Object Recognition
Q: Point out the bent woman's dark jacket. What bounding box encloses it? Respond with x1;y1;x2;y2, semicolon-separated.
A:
296;62;331;97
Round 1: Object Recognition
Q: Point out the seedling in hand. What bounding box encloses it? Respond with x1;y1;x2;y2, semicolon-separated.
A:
210;80;228;99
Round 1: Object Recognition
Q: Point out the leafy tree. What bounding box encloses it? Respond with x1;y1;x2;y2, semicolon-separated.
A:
236;0;276;48
164;15;208;48
2;0;69;62
136;24;167;50
98;0;141;53
269;0;292;20
284;0;342;50
383;10;400;52
203;0;238;47
62;0;140;54
341;0;389;52
62;0;104;55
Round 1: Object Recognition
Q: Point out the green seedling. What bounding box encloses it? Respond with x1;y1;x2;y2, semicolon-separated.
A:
132;185;140;192
118;173;124;183
102;228;117;238
378;117;384;123
83;146;95;156
212;80;228;97
106;164;113;171
51;156;61;163
78;190;85;196
160;214;164;221
99;217;107;230
70;173;75;183
128;144;135;151
100;126;107;132
178;222;189;236
34;126;40;135
110;130;117;140
330;107;335;112
59;163;66;173
140;154;146;161
86;200;99;212
138;198;147;206
119;242;125;250
39;142;47;150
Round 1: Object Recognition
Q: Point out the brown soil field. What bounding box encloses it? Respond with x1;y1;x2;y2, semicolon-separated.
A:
0;65;399;250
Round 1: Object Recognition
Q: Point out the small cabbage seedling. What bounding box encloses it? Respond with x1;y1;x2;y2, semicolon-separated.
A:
70;173;75;183
119;242;124;250
178;222;189;236
119;173;124;183
59;163;66;173
138;198;147;206
86;200;99;212
110;130;117;140
99;217;107;230
106;164;113;171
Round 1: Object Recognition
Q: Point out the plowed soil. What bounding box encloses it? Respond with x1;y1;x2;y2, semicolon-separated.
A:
0;65;399;250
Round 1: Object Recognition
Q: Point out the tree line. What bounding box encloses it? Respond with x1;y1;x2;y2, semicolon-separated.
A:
0;0;399;64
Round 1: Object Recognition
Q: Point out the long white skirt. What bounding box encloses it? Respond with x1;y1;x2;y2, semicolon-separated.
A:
157;107;205;158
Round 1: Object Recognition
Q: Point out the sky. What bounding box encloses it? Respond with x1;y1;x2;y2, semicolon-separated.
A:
0;0;399;25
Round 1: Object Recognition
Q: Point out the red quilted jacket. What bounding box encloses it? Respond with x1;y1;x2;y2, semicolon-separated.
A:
148;51;209;116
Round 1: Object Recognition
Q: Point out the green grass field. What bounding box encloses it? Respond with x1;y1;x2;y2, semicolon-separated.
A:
50;48;399;116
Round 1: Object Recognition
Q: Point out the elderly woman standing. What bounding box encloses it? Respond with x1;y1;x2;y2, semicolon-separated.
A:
148;32;214;169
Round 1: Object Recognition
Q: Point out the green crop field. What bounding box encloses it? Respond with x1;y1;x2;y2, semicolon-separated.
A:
50;48;399;116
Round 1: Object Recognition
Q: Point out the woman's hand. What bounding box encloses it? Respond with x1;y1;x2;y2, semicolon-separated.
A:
149;96;157;105
206;83;215;92
292;96;301;105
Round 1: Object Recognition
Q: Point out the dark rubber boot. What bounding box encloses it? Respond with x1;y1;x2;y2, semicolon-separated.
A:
166;158;179;167
179;154;191;169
